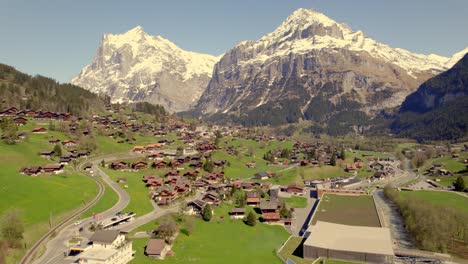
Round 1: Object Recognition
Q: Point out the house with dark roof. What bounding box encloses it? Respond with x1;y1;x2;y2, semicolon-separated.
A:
246;191;261;206
110;161;129;170
187;199;206;215
131;161;148;170
254;171;270;180
229;208;246;219
145;239;169;259
202;192;221;206
41;164;64;174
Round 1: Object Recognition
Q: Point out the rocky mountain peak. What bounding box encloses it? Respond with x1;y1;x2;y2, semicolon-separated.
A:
72;27;219;112
195;8;463;127
262;8;347;43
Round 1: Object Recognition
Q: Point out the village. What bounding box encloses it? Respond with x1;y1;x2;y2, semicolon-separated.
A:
0;105;467;264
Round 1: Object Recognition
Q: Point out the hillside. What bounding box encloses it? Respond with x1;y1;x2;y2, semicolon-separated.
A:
391;54;468;142
0;63;107;116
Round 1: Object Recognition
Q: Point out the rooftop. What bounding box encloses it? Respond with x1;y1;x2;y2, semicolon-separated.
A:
90;230;120;244
146;239;167;255
304;221;394;256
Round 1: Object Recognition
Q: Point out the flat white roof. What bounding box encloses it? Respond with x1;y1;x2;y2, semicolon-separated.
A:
78;247;118;260
304;221;394;256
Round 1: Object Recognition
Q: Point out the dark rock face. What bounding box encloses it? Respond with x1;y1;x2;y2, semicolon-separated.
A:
392;54;468;141
400;54;468;113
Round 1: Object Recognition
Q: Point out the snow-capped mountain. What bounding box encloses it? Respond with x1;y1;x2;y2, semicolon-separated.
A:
71;26;219;112
196;8;466;126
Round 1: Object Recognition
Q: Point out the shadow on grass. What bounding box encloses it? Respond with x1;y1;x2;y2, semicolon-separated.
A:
291;238;307;258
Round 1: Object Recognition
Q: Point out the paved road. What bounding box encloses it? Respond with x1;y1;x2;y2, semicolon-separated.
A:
34;150;199;264
33;154;135;264
117;191;202;234
290;189;317;237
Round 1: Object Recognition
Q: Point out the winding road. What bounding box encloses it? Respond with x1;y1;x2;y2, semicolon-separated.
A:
19;159;106;264
27;149;197;264
30;153;135;264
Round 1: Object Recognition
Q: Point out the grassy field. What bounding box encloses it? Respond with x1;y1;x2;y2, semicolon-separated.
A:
102;167;154;216
0;122;99;263
430;175;468;188
311;194;380;227
131;218;288;264
284;196;308;208
399;190;468;214
80;178;119;219
301;166;348;180
428;156;467;173
278;237;314;264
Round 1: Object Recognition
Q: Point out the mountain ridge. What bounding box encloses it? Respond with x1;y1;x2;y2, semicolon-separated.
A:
391;54;468;142
71;26;220;112
195;8;467;129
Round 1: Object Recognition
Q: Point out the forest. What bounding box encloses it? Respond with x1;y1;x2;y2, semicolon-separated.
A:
0;64;107;116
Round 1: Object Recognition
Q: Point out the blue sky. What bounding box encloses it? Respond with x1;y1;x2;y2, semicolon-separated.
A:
0;0;467;82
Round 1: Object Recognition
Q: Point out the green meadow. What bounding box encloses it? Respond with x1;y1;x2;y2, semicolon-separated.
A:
130;209;289;264
399;190;468;214
102;167;155;216
0;122;99;263
311;194;380;227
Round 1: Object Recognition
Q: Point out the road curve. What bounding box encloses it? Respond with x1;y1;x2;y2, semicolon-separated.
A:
32;153;139;264
20;160;105;264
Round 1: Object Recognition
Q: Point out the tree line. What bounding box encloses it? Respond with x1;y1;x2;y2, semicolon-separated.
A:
0;63;107;116
384;186;468;254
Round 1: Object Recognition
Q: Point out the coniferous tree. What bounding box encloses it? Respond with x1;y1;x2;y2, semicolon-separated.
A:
0;118;17;145
53;143;62;157
245;211;257;226
330;151;336;166
203;158;214;173
453;176;466;192
202;204;212;221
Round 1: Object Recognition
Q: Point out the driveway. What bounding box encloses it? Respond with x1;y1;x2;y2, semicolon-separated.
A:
290;189;318;237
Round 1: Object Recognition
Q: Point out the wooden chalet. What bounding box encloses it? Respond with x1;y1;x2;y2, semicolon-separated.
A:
187;199;206;215
202;192;221;206
32;127;47;134
13;117;27;126
131;161;148;170
41;164;64;174
229;208;246;219
246;191;261;206
152;160;168;169
39;150;55;159
110;161;129;170
19;166;41;176
286;185;304;196
262;212;281;223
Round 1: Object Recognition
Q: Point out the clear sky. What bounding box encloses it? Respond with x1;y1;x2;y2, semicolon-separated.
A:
0;0;467;83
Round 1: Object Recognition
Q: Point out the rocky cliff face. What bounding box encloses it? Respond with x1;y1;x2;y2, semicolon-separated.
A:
72;26;219;112
392;54;468;141
400;54;468;113
196;8;464;126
